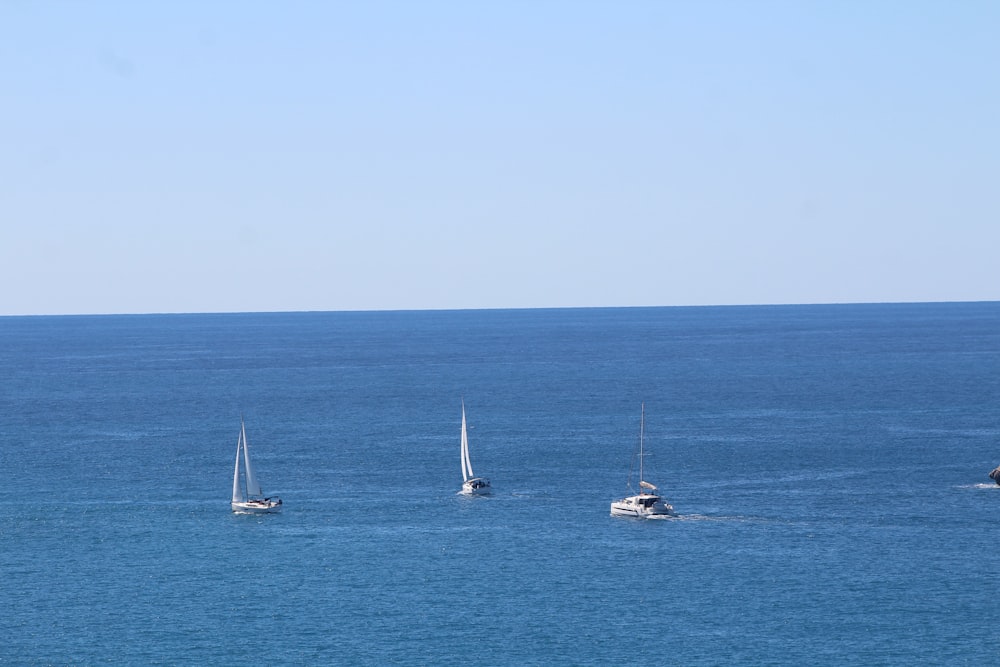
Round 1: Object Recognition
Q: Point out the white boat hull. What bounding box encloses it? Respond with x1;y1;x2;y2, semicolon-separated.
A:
461;478;491;495
231;498;282;513
611;493;675;518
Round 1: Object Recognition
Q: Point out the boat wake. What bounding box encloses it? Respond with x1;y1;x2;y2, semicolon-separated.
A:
623;513;758;523
672;513;771;523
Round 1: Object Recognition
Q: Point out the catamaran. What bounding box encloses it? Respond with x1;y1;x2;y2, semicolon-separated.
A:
231;417;282;513
610;403;675;518
460;401;491;495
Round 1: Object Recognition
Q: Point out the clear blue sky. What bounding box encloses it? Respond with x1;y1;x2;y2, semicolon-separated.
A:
2;1;997;315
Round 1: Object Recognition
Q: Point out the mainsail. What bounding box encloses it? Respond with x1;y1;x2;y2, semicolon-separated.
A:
461;402;474;481
231;429;243;503
240;419;262;498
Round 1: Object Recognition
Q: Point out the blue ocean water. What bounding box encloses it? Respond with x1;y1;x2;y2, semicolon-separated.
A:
2;303;1000;665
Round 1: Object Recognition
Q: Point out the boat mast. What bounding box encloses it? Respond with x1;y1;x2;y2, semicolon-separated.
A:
639;402;645;490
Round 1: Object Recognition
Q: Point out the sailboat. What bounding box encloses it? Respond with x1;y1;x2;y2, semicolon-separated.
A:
459;401;491;495
610;403;675;518
231;417;282;513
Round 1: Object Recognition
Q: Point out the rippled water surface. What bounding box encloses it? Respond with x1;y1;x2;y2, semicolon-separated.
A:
2;303;999;664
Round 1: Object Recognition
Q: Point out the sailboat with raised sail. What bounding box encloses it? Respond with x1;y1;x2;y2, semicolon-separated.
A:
459;400;491;495
231;417;282;513
610;403;675;518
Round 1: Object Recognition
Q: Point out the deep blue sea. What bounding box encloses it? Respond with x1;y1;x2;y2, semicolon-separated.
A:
3;303;1000;665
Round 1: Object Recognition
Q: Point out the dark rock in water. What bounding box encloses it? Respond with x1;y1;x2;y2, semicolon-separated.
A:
990;467;1000;484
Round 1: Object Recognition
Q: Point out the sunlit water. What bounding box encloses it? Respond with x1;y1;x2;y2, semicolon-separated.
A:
2;303;999;664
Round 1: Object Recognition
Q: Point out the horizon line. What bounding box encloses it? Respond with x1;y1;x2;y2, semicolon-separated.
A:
1;298;997;319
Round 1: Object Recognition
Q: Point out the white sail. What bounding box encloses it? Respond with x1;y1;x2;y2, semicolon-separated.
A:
461;402;474;481
231;430;243;503
241;419;262;498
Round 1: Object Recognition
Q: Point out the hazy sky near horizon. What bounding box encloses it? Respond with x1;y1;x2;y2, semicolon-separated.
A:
2;1;997;315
